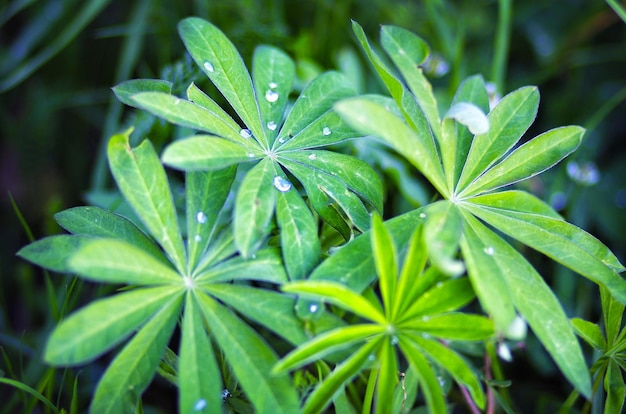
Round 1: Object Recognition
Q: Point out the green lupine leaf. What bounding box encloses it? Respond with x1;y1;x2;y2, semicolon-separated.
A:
162;135;259;170
91;294;183;414
456;86;539;192
278;110;361;150
459;126;584;198
112;79;172;108
108;130;186;273
178;17;266;146
44;286;177;365
234;158;276;258
422;201;464;276
310;209;424;292
571;318;607;350
402;278;475;321
399;313;494;341
452;74;490;117
278;71;356;143
399;337;446;414
282;281;386;324
371;214;398;313
179;293;221;414
393;223;428;319
303;339;382;414
186;82;242;132
279;150;383;212
186;167;236;272
375;339;399;413
460;212;517;331
461;212;591;398
193;229;237;277
17;235;89;274
276;185;321;280
252;45;295;145
601;285;625;344
467;190;562;219
196;292;300;414
605;359;626;414
273;324;383;374
334;96;447;196
131;92;247;146
196;248;287;284
406;333;485;409
463;203;626;303
69;238;181;285
380;25;441;142
54;206;166;262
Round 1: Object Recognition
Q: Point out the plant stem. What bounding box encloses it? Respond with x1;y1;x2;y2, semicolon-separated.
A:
491;0;512;93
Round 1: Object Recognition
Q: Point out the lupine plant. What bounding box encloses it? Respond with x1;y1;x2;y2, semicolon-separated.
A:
16;17;626;413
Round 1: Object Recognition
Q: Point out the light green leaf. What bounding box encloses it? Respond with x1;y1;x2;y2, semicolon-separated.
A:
303;339;382;414
54;206;166;261
131;92;247;145
186;167;236;272
276;185;321;280
460;126;584;198
44;286;177;365
278;71;356;143
162;135;258;171
452;74;490;116
196;292;300;414
456;86;539;193
234;158;276;258
400;313;494;341
406;333;485;409
17;235;89;274
422;201;464;276
371;214;397;312
273;324;383;374
461;212;591;398
252;45;295;145
179;292;221;414
463;203;626;303
69;238;181;285
399;337;446;414
108;130;186;273
91;294;183;414
393;223;428;319
605;359;626;414
278;110;362;150
192;229;237;277
467;190;562;219
196;248;287;284
186;82;242;133
601;285;625;344
402;278;475;321
571;318;607;350
178;17;266;146
334;96;447;196
112;79;172;108
282;280;386;324
375;339;399;413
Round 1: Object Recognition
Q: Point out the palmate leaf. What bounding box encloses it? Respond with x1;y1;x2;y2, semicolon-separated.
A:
17;234;89;273
111;78;172;108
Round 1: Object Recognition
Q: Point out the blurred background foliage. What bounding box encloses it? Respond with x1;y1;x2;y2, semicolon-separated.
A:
1;0;624;412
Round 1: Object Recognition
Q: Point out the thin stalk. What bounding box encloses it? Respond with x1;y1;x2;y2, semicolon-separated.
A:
491;0;512;93
606;0;626;23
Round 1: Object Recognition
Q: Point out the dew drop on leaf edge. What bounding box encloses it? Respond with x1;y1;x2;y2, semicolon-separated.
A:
273;176;292;192
240;128;252;138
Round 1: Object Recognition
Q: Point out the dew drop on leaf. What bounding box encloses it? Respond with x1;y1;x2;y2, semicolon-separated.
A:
174;98;181;105
483;246;495;255
268;81;278;89
240;128;252;138
196;211;208;224
267;121;277;131
195;234;202;242
391;336;399;345
273;176;292;192
203;61;214;72
194;399;207;411
308;153;316;160
322;126;332;136
278;137;285;144
221;389;231;401
419;212;427;219
309;303;318;313
265;89;279;103
247;152;255;158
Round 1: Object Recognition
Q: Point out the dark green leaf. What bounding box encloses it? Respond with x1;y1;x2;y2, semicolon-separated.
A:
112;79;172;108
278;110;361;150
371;214;397;313
400;313;494;341
17;235;89;274
196;247;287;284
402;278;475;321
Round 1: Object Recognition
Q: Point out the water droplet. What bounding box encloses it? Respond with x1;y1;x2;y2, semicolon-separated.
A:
273;176;292;192
419;212;427;219
322;126;332;136
221;389;231;401
174;98;181;105
247;152;255;158
421;316;430;321
265;90;279;103
278;137;285;144
308;153;316;160
196;211;208;224
268;81;278;89
437;376;446;387
194;235;202;242
203;61;214;72
390;336;399;345
267;121;277;131
483;246;495;256
368;354;376;361
240;128;252;138
194;399;207;411
309;304;318;313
